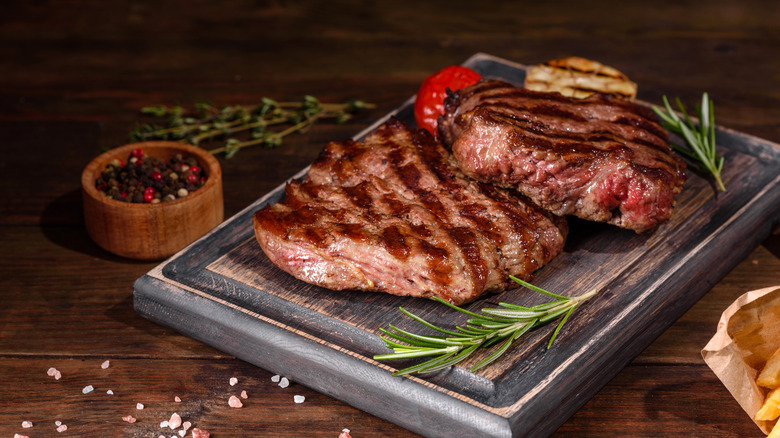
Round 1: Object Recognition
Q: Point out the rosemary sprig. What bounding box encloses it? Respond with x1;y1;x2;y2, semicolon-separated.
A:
652;93;726;191
130;96;374;158
374;277;597;376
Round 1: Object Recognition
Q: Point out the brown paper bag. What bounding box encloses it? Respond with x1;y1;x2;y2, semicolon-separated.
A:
702;285;780;435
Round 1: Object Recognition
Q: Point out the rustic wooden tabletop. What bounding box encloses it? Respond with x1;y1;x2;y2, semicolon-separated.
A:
2;1;780;437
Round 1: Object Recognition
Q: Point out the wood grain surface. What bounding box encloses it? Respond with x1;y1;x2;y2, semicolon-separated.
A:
132;54;780;438
2;1;780;437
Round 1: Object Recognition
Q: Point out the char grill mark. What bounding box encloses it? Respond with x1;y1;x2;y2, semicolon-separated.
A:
379;125;491;295
446;81;672;158
254;118;567;304
438;80;686;233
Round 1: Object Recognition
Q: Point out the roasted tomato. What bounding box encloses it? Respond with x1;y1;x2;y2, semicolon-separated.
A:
413;65;482;136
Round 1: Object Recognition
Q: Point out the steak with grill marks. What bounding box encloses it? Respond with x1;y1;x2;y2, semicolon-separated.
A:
438;80;687;233
253;118;568;305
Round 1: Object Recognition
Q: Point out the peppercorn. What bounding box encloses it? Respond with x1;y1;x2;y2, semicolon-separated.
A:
95;149;206;203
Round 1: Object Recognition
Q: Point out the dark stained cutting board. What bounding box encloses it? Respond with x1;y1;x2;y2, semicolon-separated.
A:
134;53;780;438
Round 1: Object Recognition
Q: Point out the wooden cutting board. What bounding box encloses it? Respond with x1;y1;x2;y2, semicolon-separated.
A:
134;53;780;438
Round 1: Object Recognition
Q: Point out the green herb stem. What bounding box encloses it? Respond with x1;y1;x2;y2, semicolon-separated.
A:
652;93;726;191
374;278;597;376
130;98;375;158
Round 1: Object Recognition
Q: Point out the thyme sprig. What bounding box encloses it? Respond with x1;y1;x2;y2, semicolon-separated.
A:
130;96;374;158
653;93;726;191
374;277;597;376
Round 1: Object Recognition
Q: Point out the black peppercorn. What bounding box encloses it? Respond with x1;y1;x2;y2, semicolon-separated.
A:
95;148;206;203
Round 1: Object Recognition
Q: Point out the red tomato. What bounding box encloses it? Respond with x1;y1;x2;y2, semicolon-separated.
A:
414;65;482;135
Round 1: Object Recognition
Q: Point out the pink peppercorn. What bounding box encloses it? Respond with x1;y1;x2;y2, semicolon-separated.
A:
143;187;155;203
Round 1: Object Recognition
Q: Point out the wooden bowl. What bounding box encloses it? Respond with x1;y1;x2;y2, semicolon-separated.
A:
81;141;224;261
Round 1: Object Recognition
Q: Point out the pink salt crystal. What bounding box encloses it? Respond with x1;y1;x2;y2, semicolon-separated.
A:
136;402;144;410
191;428;210;438
21;420;33;428
339;428;352;438
168;413;182;429
56;424;68;432
55;421;62;426
101;360;110;369
228;395;243;408
14;434;29;438
122;415;137;423
174;396;182;402
181;421;192;431
48;367;62;380
229;377;238;386
240;390;248;399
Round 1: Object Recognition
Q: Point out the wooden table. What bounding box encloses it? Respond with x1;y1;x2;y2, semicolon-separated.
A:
2;1;779;436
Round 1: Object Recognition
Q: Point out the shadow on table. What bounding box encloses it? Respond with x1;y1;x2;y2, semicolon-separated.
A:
39;188;152;264
764;227;780;260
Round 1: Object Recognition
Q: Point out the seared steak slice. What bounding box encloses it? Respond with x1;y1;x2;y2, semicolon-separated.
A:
438;80;686;233
254;118;567;305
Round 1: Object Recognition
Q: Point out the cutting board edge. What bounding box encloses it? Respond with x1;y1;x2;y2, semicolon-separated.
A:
133;274;515;438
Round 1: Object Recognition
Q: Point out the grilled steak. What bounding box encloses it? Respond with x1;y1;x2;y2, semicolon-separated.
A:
253;118;568;305
438;80;686;233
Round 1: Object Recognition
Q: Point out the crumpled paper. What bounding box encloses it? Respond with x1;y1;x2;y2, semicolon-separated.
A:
702;285;780;435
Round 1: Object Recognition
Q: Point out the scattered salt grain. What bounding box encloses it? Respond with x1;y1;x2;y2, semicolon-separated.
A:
158;435;166;438
174;396;181;403
14;434;29;438
294;395;305;403
279;377;290;388
752;259;759;265
271;374;280;383
55;421;62;426
101;360;110;369
122;415;137;423
56;424;68;433
82;385;94;394
136;402;144;410
229;376;238;386
179;431;186;437
47;367;62;380
228;395;243;408
168;412;182;429
191;428;210;438
339;428;353;438
21;421;33;428
182;421;191;432
107;389;114;395
240;390;248;399
160;420;169;428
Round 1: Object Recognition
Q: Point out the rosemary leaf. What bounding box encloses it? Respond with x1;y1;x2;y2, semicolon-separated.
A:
374;279;597;376
652;93;726;191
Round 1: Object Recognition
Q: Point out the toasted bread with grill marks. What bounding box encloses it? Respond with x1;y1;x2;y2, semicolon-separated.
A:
524;56;637;100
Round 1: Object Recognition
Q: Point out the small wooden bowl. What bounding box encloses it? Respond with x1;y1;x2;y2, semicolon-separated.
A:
81;141;224;261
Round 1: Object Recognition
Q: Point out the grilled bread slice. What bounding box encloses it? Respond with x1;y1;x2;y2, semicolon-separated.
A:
524;56;637;100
